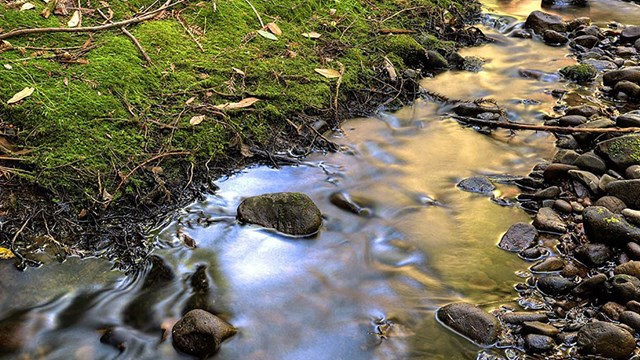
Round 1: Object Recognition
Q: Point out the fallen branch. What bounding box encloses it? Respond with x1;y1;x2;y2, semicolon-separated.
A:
0;0;186;41
451;115;640;134
121;27;153;65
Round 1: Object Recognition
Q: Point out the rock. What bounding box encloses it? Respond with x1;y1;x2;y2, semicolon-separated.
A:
599;174;617;192
534;207;566;233
523;321;560;337
602;301;626;321
610;274;640;302
620;311;640;331
172;309;236;357
617;112;640;128
573;118;616;145
602;68;640;87
329;191;373;217
615;46;638;58
572;201;585;213
542;0;587;6
556;135;579;149
520;247;547;260
554;199;573;213
583;206;640;245
544;164;579;181
623;208;640;226
237;192;322;236
553;149;580;164
575;152;607;173
577;321;635;358
627;165;640;179
574;243;613;266
566;104;600;118
582;59;617;71
531;257;565;272
502;312;548;324
537;275;575;295
636;38;640;51
627;242;640;260
573;35;599;49
424;50;449;70
453;103;502;117
569;170;600;194
560;64;597;82
594;196;626;213
525;334;555;352
567;17;591;31
533;186;560;199
525;11;566;34
627;300;640;313
615;261;640;279
615;80;640;100
621;26;640;43
558;115;587;127
607;180;640;208
510;28;532;39
457;176;495;195
543;30;568;45
572;274;608;297
436;303;501;345
498;223;538;252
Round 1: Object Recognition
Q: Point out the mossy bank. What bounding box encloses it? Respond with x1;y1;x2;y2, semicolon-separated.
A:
0;0;480;268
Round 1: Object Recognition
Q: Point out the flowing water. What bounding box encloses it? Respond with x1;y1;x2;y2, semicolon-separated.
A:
2;1;640;359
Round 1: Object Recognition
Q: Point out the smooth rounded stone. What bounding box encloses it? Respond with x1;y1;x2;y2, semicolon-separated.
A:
568;170;600;194
555;135;579;149
627;300;640;313
573;119;616;145
636;38;640;51
537;275;575;295
543;29;568;45
523;321;560;337
574;243;613;266
554;199;573;213
582;59;617;71
531;257;565;272
626;165;640;179
583;206;640;245
525;11;566;34
615;46;638;57
566;104;600;118
594;196;627;213
499;223;538;252
615;261;640;279
425;50;449;70
617;112;640;128
237;192;322;236
541;199;555;208
621;26;640;43
627;242;640;260
533;186;561;199
572;273;608;297
172;310;236;357
553;149;579;164
543;163;579;181
602;301;627;321
606;180;640;209
525;334;555;352
520;247;547;260
577;321;635;358
615;80;640;99
598;174;616;192
436;303;501;345
623;209;640;226
502;312;549;324
620;311;640;331
452;102;502;117
510;28;532;39
572;35;598;48
610;274;640;302
558;115;587;127
575;152;607;174
567;17;591;31
457;176;496;195
329;191;373;217
534;207;567;233
602;68;640;87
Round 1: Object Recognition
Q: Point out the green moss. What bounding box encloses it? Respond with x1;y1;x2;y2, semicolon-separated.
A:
605;217;621;224
0;0;478;209
559;64;597;83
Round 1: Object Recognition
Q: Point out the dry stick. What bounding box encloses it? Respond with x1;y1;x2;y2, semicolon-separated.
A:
121;27;153;65
244;0;264;28
176;12;204;52
0;0;185;41
451;115;640;134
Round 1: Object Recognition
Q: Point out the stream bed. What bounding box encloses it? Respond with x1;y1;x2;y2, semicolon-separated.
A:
2;1;640;359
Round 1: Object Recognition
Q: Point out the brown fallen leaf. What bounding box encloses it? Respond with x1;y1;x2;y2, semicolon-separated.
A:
0;247;15;260
315;68;341;79
185;96;196;105
7;87;35;104
41;7;51;18
267;22;282;36
20;3;36;11
232;67;245;76
68;10;81;28
302;31;321;39
189;115;206;126
214;97;260;110
383;56;398;82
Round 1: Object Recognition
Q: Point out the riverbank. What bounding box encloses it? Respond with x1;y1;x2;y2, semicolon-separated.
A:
0;0;481;269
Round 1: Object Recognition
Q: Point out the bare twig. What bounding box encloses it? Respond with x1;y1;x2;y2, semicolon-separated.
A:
451;115;640;134
121;27;153;65
176;12;205;52
244;0;264;28
0;0;185;41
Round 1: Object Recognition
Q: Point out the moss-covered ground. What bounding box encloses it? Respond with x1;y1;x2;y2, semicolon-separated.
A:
0;0;479;267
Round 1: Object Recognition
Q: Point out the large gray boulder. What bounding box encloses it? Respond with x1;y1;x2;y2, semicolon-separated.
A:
237;192;322;236
577;321;635;358
172;309;236;357
525;11;566;34
597;134;640;168
583;206;640;245
436;303;501;345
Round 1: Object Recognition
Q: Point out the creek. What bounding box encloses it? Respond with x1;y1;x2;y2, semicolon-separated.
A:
2;1;640;359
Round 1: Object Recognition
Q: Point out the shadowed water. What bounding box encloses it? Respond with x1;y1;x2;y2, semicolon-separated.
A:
1;1;640;359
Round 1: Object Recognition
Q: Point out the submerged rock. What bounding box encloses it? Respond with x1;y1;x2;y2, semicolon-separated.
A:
172;309;236;357
457;176;496;195
436;303;501;345
329;191;373;217
237;192;322;236
577;321;635;358
499;223;538;252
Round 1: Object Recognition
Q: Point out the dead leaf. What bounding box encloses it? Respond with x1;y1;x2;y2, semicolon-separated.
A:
20;2;36;11
102;189;113;202
3;64;12;70
7;87;35;104
81;37;92;49
0;247;15;260
315;68;341;79
240;143;254;157
383;56;398;82
214;97;260;110
302;31;321;39
232;67;245;76
267;22;282;36
63;77;69;86
54;1;68;15
257;30;277;41
329;8;337;16
185;96;196;105
68;10;81;28
41;7;51;18
189;115;206;126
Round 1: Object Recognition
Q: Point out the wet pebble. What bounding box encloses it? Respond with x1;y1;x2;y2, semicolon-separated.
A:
601;302;626;321
627;242;640;260
543;30;568;45
610;274;640;302
522;321;560;337
436;303;501;345
615;261;640;278
575;243;612;266
572;273;607;298
537;275;575;295
525;11;567;34
534;207;567;233
575;152;607;174
577;321;635;358
543;163;578;181
553;199;573;213
525;334;555;352
620;310;640;331
499;223;538;252
502;312;549;325
533;186;560;199
172;309;236;357
530;257;564;272
457;176;496;195
519;247;547;260
572;35;598;48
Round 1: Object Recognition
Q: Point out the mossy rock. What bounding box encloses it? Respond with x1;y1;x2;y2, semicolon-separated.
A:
236;192;322;236
380;34;427;69
559;64;597;82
